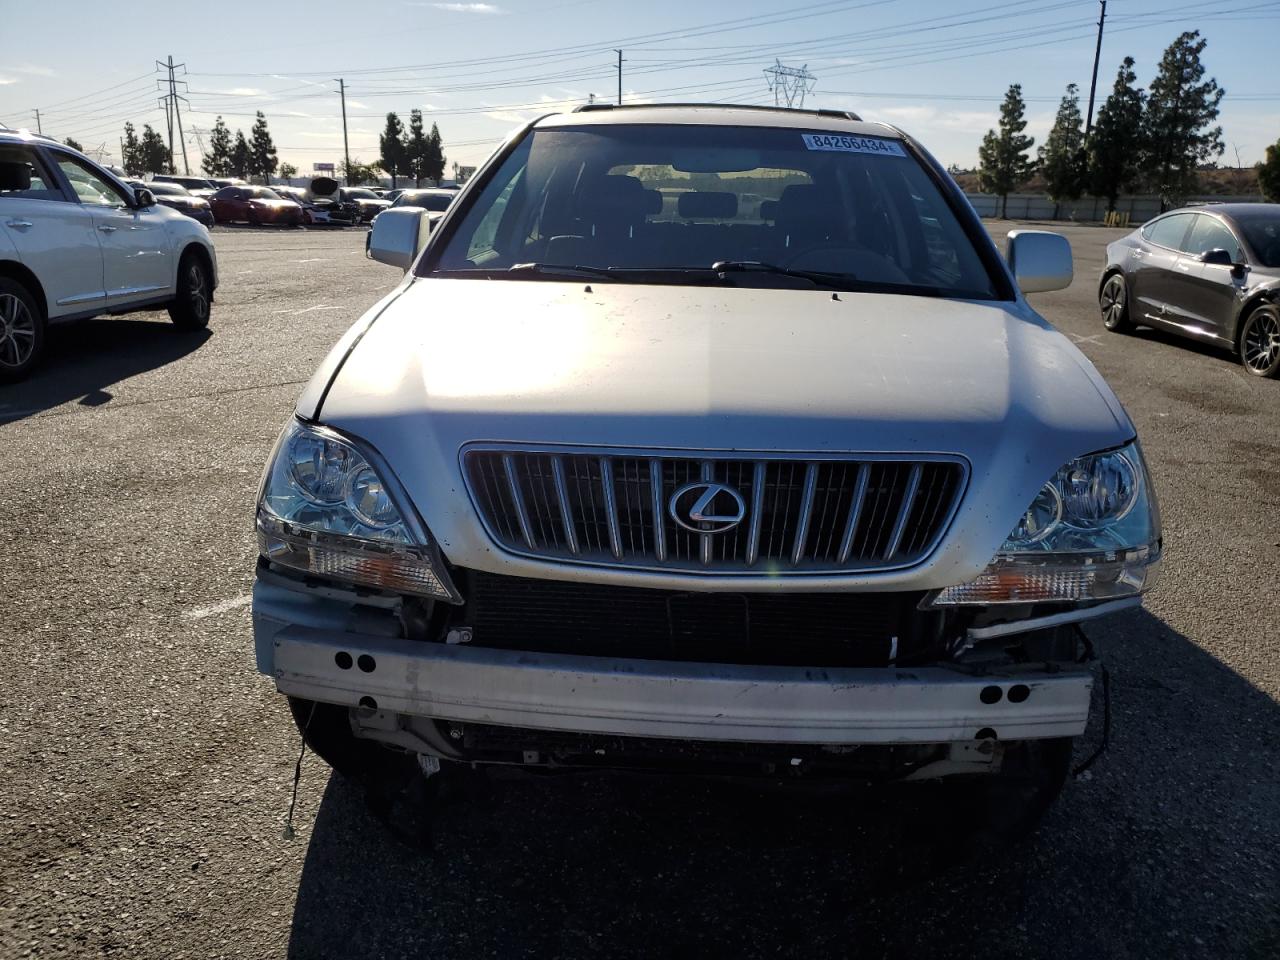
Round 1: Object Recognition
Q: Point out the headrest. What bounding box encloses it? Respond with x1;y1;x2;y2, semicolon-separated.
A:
778;184;823;216
678;191;737;220
0;160;32;191
640;188;663;216
759;199;778;222
580;174;650;222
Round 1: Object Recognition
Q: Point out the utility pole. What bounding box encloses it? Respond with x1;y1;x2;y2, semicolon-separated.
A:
32;109;41;134
1085;0;1107;134
615;49;625;105
156;56;191;174
335;78;351;185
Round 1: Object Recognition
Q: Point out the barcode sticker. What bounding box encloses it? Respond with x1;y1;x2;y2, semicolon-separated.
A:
801;133;906;157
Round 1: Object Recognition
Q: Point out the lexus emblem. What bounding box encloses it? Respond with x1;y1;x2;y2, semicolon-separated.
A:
668;482;747;534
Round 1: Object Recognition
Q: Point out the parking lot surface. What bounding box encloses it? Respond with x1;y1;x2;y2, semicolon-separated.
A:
2;222;1277;959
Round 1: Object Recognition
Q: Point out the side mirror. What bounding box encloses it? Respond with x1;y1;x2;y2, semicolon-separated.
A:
368;207;432;271
1006;230;1073;294
133;187;157;209
1199;248;1234;267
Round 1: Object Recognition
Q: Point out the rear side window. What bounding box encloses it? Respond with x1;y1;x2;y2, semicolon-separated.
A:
1142;213;1194;251
0;145;62;201
1185;214;1241;262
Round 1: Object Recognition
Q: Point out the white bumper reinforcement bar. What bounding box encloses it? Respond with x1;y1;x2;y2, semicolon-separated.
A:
271;628;1094;744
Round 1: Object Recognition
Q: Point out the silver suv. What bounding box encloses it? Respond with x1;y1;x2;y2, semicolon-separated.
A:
253;105;1160;826
0;128;217;381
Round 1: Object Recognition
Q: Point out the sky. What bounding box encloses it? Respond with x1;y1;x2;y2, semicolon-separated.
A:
0;0;1276;177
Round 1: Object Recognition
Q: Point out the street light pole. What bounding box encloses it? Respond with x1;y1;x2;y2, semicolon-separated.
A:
1085;0;1108;134
335;78;351;185
615;49;624;105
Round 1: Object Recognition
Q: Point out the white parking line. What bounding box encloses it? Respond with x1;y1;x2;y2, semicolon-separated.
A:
184;595;252;620
294;258;332;264
271;304;342;316
1070;333;1105;346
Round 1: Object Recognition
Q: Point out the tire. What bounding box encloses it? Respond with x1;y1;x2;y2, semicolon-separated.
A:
168;252;212;330
1099;272;1132;333
0;276;46;382
1239;303;1280;378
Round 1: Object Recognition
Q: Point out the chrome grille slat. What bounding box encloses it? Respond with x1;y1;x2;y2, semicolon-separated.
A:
501;454;536;548
598;457;624;560
790;463;819;566
883;463;923;561
550;456;580;556
465;449;963;574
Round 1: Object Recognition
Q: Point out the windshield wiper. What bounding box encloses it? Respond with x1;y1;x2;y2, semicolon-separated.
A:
710;260;854;289
509;262;639;282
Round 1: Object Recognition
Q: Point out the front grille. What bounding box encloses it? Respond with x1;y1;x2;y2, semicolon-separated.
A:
463;447;965;574
462;572;927;667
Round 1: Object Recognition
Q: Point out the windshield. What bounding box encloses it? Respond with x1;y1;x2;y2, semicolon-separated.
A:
427;124;996;298
144;181;188;196
248;187;281;199
346;188;378;200
1234;211;1280;268
396;191;453;211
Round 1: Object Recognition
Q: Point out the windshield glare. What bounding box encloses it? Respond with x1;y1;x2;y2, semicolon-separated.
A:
428;124;996;298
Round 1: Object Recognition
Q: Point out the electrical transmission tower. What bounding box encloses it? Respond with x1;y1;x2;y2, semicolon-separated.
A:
764;60;816;108
156;56;191;174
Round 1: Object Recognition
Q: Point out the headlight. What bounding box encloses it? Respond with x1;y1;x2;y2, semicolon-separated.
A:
930;440;1160;605
256;420;461;602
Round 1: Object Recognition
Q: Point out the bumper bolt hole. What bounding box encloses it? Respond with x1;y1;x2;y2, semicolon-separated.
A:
980;685;1003;704
334;652;353;670
357;654;376;673
1008;684;1030;703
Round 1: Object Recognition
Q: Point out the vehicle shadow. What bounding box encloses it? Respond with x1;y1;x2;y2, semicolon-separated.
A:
286;608;1280;960
0;316;210;425
1124;323;1241;369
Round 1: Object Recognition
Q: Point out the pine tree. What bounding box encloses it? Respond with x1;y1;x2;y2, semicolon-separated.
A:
1038;83;1086;216
249;112;278;183
406;109;428;186
278;162;298;183
379;112;407;188
202;116;233;177
139;124;172;175
977;84;1036;217
121;122;142;174
1259;136;1280;203
1087;57;1147;213
424;123;445;184
63;137;83;152
231;130;251;180
1143;30;1225;211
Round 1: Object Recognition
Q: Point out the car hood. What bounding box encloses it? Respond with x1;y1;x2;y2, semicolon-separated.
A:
312;279;1134;588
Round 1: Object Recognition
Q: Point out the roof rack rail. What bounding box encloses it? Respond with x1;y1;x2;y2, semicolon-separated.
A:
571;102;862;121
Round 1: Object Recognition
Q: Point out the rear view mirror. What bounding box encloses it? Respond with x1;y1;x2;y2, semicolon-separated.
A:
1006;230;1073;294
133;187;156;209
1199;248;1234;267
367;207;432;271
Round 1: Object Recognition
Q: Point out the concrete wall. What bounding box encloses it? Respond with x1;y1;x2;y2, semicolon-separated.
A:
963;193;1266;224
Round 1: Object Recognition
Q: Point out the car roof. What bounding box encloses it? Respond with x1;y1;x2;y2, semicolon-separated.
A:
532;103;900;139
1181;202;1279;219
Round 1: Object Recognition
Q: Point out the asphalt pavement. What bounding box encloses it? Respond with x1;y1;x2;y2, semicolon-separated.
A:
1;221;1277;959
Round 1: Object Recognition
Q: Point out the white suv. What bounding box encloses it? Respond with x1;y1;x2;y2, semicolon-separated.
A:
0;129;218;381
255;105;1161;830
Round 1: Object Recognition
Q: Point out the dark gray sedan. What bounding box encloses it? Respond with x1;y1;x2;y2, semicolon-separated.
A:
1099;203;1280;377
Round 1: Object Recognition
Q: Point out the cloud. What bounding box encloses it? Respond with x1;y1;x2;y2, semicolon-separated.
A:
12;64;54;77
425;2;503;11
0;77;17;86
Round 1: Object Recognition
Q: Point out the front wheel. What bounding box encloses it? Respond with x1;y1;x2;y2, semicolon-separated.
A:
1100;273;1132;332
168;254;212;330
0;276;46;382
1240;304;1280;378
